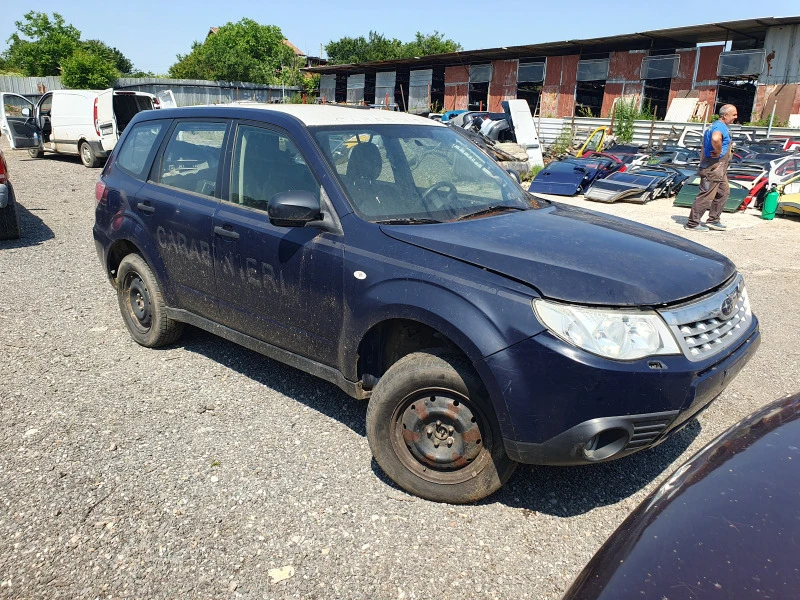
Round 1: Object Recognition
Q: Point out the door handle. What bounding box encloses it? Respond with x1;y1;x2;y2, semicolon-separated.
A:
136;202;155;214
214;225;240;240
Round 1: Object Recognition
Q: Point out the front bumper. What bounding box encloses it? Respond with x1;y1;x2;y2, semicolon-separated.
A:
477;317;760;465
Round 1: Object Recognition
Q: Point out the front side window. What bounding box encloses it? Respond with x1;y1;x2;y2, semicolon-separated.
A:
115;121;164;179
157;121;226;196
3;94;33;118
39;94;53;115
314;124;536;222
228;125;319;211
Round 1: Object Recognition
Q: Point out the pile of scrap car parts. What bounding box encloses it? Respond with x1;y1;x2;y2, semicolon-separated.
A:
584;165;688;204
776;172;800;216
672;177;750;212
446;100;544;175
528;155;623;196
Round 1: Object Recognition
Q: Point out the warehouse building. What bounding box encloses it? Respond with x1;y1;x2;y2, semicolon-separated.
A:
306;17;800;124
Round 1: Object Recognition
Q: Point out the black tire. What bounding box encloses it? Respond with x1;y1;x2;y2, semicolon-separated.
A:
28;147;43;159
80;141;100;168
366;350;517;503
0;184;21;241
116;254;183;347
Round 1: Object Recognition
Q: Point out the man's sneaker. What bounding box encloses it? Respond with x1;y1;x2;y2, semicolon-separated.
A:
684;223;709;232
706;221;727;231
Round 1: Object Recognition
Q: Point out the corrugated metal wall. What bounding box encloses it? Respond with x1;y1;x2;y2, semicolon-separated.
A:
0;77;302;105
488;60;518;112
535;116;800;149
444;65;469;111
761;24;800;85
602;50;646;117
0;76;65;99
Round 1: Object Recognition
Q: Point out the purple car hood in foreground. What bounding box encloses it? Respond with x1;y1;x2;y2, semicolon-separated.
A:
562;392;800;600
381;203;736;306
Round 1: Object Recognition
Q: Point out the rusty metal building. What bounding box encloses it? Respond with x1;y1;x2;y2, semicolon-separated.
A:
306;17;800;123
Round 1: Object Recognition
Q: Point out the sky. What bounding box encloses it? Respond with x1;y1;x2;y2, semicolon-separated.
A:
1;1;799;75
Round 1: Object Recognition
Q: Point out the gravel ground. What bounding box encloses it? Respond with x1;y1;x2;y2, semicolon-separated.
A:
1;138;798;600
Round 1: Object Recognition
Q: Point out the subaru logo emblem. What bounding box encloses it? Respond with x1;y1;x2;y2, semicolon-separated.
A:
720;285;739;318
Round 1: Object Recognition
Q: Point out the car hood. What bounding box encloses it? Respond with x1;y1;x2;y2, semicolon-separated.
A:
380;204;736;306
528;165;598;196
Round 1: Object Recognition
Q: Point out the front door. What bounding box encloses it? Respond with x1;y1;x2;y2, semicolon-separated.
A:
0;93;40;149
212;122;345;366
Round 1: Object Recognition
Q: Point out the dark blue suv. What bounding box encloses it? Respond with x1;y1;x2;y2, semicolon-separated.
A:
93;105;760;503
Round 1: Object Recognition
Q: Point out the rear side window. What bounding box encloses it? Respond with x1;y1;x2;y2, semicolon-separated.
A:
157;121;226;197
115;121;164;180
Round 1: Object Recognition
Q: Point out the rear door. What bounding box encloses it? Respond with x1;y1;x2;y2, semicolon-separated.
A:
136;118;230;318
0;93;40;149
97;89;117;151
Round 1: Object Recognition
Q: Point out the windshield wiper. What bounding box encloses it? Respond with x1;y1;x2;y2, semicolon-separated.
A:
375;217;443;225
456;205;527;221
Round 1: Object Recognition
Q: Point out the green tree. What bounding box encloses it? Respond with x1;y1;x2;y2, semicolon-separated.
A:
2;11;81;76
400;32;462;58
81;39;134;74
325;31;462;65
325;31;403;64
61;50;119;88
168;18;295;83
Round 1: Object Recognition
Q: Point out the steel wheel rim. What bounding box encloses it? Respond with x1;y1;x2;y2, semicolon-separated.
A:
82;145;91;164
390;387;493;485
124;273;151;332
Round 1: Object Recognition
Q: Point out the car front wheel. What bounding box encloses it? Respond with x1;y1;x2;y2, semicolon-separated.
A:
366;350;517;503
116;254;183;347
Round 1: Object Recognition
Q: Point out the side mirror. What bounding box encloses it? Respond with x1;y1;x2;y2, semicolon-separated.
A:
21;107;31;118
268;190;322;228
506;169;521;184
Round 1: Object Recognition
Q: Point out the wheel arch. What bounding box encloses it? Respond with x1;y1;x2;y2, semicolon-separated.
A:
103;235;176;305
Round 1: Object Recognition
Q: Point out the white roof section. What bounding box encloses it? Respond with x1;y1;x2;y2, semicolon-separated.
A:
218;102;443;127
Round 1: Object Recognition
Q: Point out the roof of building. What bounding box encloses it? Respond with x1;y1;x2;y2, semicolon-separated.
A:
305;16;800;74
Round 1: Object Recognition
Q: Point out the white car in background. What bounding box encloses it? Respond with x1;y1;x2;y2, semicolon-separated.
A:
0;88;175;167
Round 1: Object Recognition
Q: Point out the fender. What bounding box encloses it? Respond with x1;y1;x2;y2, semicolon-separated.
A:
103;216;177;306
344;278;542;441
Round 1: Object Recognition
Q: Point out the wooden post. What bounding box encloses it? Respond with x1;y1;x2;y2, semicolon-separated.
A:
648;107;657;149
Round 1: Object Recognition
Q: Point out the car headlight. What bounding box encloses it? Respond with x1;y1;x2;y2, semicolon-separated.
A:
532;299;681;360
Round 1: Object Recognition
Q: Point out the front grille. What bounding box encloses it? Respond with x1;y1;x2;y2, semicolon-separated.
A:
659;274;752;362
623;415;674;450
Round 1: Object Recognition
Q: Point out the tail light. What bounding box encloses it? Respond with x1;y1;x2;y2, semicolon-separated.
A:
94;97;100;136
95;180;108;206
153;97;161;109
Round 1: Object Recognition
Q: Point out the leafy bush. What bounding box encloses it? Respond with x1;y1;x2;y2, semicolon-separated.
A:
61;50;118;89
613;99;636;143
549;128;574;156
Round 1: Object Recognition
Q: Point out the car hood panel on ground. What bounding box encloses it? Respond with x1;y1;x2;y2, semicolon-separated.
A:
380;204;735;306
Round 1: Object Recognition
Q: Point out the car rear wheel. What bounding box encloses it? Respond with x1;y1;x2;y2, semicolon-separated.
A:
0;184;21;240
366;350;517;503
80;141;100;168
116;254;183;347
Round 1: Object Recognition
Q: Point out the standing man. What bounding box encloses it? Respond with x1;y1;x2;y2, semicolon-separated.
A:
685;104;738;232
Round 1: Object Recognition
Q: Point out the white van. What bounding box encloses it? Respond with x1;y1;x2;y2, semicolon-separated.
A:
0;89;175;167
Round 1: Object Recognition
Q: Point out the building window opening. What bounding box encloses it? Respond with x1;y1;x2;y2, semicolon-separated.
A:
468;63;491;111
517;59;545;115
716;77;757;123
576;58;609;117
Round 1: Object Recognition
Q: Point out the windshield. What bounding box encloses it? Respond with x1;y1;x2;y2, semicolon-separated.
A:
312;124;540;223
